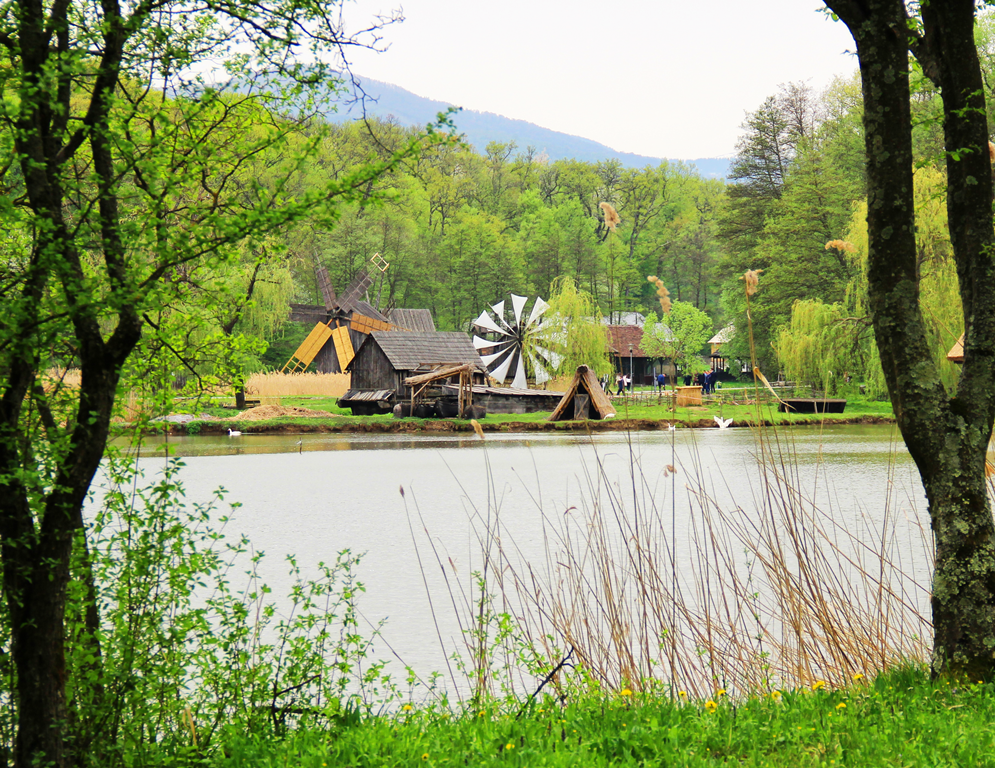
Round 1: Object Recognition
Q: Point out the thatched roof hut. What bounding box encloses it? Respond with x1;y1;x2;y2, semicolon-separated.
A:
947;332;965;363
548;365;616;421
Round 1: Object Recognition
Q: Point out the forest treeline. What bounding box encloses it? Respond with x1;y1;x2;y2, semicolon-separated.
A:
237;18;995;394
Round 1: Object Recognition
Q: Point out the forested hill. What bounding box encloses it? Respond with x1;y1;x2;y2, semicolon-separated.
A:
325;76;731;178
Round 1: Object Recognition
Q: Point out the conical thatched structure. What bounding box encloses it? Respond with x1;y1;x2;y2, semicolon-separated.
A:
548;365;616;421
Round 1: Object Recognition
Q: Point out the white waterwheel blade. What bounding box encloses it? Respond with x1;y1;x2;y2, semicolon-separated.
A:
480;339;516;366
490;300;513;331
527;296;549;326
473;335;498;350
529;351;551;384
472;310;510;337
511;353;528;390
511;294;528;325
536;344;563;370
489;350;515;384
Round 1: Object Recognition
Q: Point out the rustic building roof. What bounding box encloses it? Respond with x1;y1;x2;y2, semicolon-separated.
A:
362;331;484;371
709;324;735;345
387;308;436;333
548;365;616;421
606;325;652;357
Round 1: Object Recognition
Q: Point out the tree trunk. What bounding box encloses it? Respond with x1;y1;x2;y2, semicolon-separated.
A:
824;0;995;678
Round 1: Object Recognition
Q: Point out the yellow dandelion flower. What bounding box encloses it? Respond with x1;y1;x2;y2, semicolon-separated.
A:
836;702;846;710
812;680;826;691
853;673;865;682
771;690;782;702
704;700;717;714
505;743;515;750
402;704;413;712
717;689;727;697
421;754;429;761
678;690;687;698
620;688;633;696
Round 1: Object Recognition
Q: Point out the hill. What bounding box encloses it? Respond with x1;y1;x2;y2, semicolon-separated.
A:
324;77;731;179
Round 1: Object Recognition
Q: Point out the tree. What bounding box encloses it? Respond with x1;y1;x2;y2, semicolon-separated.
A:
533;276;612;379
641;301;713;378
0;2;440;765
822;0;995;678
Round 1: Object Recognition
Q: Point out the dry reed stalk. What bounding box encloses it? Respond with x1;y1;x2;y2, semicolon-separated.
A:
421;423;934;702
245;371;350;398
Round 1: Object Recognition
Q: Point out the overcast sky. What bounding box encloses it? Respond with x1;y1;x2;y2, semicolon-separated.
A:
340;0;859;160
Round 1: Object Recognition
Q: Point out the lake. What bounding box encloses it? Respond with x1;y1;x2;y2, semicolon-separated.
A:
101;424;932;699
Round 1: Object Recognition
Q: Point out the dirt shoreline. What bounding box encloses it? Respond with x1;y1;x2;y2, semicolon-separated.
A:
154;414;896;436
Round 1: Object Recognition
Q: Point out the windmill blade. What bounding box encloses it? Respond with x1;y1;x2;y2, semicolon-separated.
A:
511;294;528;324
528;351;551;385
511;353;528;390
472;310;511;337
490;300;514;331
337;270;373;313
527;296;550;326
350;312;392;335
536;344;564;371
472;335;495;350
479;339;516;365
316;267;336;310
489;349;516;384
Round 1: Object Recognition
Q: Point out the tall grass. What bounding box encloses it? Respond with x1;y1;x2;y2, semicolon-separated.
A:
420;418;932;706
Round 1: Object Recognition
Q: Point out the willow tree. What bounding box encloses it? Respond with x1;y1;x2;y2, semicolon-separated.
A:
0;1;444;764
533;276;612;378
823;0;995;678
775;166;961;397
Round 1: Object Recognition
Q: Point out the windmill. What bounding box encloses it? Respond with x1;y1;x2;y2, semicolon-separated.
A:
471;294;561;389
283;255;395;374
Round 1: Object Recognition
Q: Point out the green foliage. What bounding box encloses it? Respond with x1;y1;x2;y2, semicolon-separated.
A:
60;456;393;765
536;276;612;378
775;166;962;396
641;302;713;375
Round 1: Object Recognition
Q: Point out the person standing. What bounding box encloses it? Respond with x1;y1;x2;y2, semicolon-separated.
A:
616;372;624;396
657;372;666;391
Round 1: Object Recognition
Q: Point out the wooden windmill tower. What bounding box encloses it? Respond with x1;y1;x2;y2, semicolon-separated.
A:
283;254;396;374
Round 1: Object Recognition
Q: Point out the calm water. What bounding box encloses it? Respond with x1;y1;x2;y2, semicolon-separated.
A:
100;425;929;696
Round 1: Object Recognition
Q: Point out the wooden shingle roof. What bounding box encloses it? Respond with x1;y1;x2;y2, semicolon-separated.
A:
365;331;484;371
386;308;436;332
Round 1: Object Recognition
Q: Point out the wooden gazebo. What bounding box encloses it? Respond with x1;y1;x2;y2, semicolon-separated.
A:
548;365;616;421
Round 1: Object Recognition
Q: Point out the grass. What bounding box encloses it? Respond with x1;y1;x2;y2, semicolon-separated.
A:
214;667;995;766
199;389;895;430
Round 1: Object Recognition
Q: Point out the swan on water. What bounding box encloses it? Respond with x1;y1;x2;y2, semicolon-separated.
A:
228;428;242;436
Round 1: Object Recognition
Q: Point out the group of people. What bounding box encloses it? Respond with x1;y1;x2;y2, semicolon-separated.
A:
614;373;631;395
692;370;718;394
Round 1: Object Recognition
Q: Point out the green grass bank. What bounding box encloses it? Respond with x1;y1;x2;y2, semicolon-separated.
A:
214;668;995;767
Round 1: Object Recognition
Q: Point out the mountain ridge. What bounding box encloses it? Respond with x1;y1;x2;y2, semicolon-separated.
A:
324;77;731;179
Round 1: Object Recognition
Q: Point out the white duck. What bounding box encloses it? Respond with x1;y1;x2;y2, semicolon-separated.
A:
713;416;733;430
228;428;242;437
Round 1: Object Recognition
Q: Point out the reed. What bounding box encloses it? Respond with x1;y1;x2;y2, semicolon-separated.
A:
422;418;933;706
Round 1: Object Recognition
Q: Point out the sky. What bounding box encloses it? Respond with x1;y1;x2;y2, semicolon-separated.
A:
340;0;860;160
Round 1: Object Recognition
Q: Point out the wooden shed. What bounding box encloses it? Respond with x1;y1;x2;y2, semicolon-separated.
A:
548;366;616;421
339;331;486;414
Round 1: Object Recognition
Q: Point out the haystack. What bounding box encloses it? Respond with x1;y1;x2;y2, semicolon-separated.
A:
548;365;616;421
